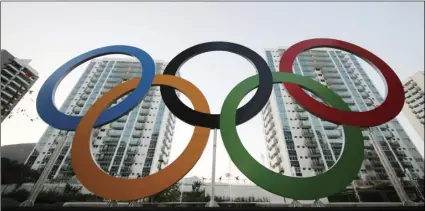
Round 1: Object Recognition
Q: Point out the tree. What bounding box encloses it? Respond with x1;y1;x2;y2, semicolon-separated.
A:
148;182;181;202
182;181;209;202
63;183;82;196
192;181;202;192
1;157;40;186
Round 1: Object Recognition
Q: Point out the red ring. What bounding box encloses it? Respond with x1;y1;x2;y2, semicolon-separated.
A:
279;38;404;127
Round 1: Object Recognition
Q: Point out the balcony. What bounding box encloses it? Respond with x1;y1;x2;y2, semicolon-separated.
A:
296;113;309;120
100;147;115;153
329;85;347;91
342;98;356;105
137;116;148;122
107;129;122;137
324;73;340;79
80;94;89;100
364;160;372;170
308;149;321;157
268;138;278;150
303;72;317;78
323;68;338;73
270;147;280;158
360;92;369;99
140;111;149;116
299;121;311;129
353;79;362;85
129;139;140;146
295;105;305;112
104;137;120;145
302;129;315;137
106;78;121;84
111;122;125;130
322;121;338;129
132;131;143;138
127;149;138;155
103;83;116;89
6;85;17;93
370;159;383;167
120;166;131;173
1;90;13;98
382;131;394;139
2;67;16;77
364;150;377;158
87;82;96;88
395;150;406;157
406;97;416;104
364;99;373;106
90;77;99;83
356;85;365;92
124;156;135;163
134;123;145;130
161;146;170;156
97;156;112;162
326;130;342;138
337;91;351;98
303;139;317;148
76;100;85;107
271;156;282;165
117;116;127;122
311;160;325;169
402;161;413;168
163;142;171;150
15;75;31;86
141;102;151;109
72;106;82;114
327;79;345;85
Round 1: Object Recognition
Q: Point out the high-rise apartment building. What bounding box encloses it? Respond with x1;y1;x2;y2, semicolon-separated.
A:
402;71;424;142
1;50;39;122
25;58;176;186
262;48;424;203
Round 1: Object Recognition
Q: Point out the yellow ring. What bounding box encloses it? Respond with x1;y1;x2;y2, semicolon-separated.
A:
72;75;210;201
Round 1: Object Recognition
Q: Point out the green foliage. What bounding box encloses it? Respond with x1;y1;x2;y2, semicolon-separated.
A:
182;181;208;202
1;189;29;202
147;182;182;202
1;158;40;186
191;181;202;192
2;183;270;205
181;181;269;203
1;186;102;205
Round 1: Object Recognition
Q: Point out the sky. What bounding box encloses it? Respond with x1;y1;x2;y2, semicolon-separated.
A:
1;2;424;184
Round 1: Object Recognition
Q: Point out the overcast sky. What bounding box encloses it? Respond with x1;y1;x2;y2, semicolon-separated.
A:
1;2;424;182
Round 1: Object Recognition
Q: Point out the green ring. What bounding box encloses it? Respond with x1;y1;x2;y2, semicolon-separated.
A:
220;72;363;200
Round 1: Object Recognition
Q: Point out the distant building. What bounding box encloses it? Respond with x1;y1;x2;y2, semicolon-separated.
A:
1;50;39;122
402;71;424;142
25;58;177;188
261;48;424;204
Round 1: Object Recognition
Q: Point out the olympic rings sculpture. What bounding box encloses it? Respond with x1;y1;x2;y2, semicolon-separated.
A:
36;39;404;201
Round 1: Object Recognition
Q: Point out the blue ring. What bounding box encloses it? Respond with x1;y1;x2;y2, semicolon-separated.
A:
36;45;155;131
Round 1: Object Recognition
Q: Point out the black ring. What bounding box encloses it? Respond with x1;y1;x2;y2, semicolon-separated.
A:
160;42;273;129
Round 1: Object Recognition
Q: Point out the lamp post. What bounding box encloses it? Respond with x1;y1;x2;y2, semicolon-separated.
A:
206;129;219;207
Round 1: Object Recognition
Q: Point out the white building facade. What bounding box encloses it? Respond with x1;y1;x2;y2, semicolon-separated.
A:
262;48;424;203
402;71;424;142
25;58;176;185
1;50;39;122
